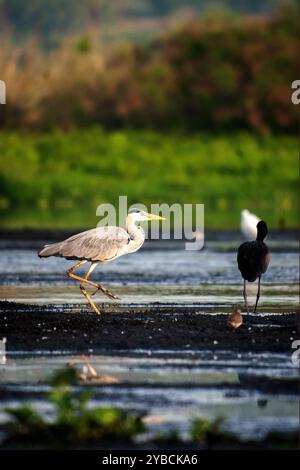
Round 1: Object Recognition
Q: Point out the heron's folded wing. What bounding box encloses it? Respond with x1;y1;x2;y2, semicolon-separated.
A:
59;227;130;261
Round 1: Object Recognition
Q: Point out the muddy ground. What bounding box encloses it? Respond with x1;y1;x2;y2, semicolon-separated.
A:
0;235;298;450
0;301;298;354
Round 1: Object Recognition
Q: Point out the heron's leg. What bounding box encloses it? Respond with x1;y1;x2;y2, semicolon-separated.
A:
66;261;100;314
243;279;249;314
66;262;118;300
85;265;119;299
254;275;261;314
80;283;101;315
91;283;119;300
66;261;105;291
80;264;117;314
66;260;87;274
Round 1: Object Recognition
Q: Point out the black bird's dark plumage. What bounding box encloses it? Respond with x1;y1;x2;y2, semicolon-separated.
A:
237;220;270;313
237;240;269;282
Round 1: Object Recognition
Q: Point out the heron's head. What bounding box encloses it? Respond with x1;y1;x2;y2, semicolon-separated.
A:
128;208;166;223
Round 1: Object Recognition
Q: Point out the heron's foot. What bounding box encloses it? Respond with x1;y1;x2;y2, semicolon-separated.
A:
91;284;119;300
91;303;101;315
86;298;101;315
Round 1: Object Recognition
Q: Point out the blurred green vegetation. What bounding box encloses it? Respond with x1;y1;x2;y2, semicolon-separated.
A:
0;129;297;229
4;366;298;449
5;367;144;447
190;416;226;443
0;4;297;231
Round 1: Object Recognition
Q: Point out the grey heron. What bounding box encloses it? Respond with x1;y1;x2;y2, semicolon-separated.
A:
38;209;165;315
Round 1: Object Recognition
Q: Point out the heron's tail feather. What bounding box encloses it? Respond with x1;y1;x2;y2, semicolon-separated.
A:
38;243;62;258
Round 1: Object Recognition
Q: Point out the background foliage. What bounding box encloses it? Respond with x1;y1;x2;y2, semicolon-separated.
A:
0;4;297;133
0;1;298;229
0;129;297;228
0;1;288;45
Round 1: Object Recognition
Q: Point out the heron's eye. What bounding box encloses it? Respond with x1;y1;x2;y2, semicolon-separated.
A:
129;208;141;214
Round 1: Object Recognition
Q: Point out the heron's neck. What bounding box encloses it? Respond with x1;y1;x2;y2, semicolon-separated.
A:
126;218;145;252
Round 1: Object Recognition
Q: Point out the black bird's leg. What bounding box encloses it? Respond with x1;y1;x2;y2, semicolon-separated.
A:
254;275;261;313
243;279;249;314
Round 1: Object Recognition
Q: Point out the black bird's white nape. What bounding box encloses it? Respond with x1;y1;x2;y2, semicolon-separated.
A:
237;220;270;314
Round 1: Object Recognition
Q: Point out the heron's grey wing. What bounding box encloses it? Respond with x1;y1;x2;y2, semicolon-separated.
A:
38;227;130;261
59;226;130;261
38;228;97;258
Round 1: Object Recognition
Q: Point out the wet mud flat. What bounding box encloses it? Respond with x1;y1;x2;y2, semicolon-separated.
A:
0;239;298;449
0;302;299;450
0;301;298;354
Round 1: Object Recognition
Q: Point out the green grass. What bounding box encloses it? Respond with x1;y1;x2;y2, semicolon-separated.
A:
0;128;298;229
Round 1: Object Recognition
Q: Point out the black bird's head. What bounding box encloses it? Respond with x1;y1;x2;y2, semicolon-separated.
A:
256;220;268;241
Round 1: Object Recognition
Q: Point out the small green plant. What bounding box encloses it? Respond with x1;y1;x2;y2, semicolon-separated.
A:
190;417;298;449
190;416;226;443
5;367;144;447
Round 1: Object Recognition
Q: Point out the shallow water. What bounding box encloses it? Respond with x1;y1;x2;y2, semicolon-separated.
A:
0;350;298;440
0;245;298;283
0;239;298;444
0;243;298;308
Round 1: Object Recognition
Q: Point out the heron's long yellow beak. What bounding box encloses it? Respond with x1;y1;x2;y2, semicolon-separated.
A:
145;212;166;221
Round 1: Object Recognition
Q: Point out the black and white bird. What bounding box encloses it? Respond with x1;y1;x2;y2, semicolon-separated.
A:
237;220;270;313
